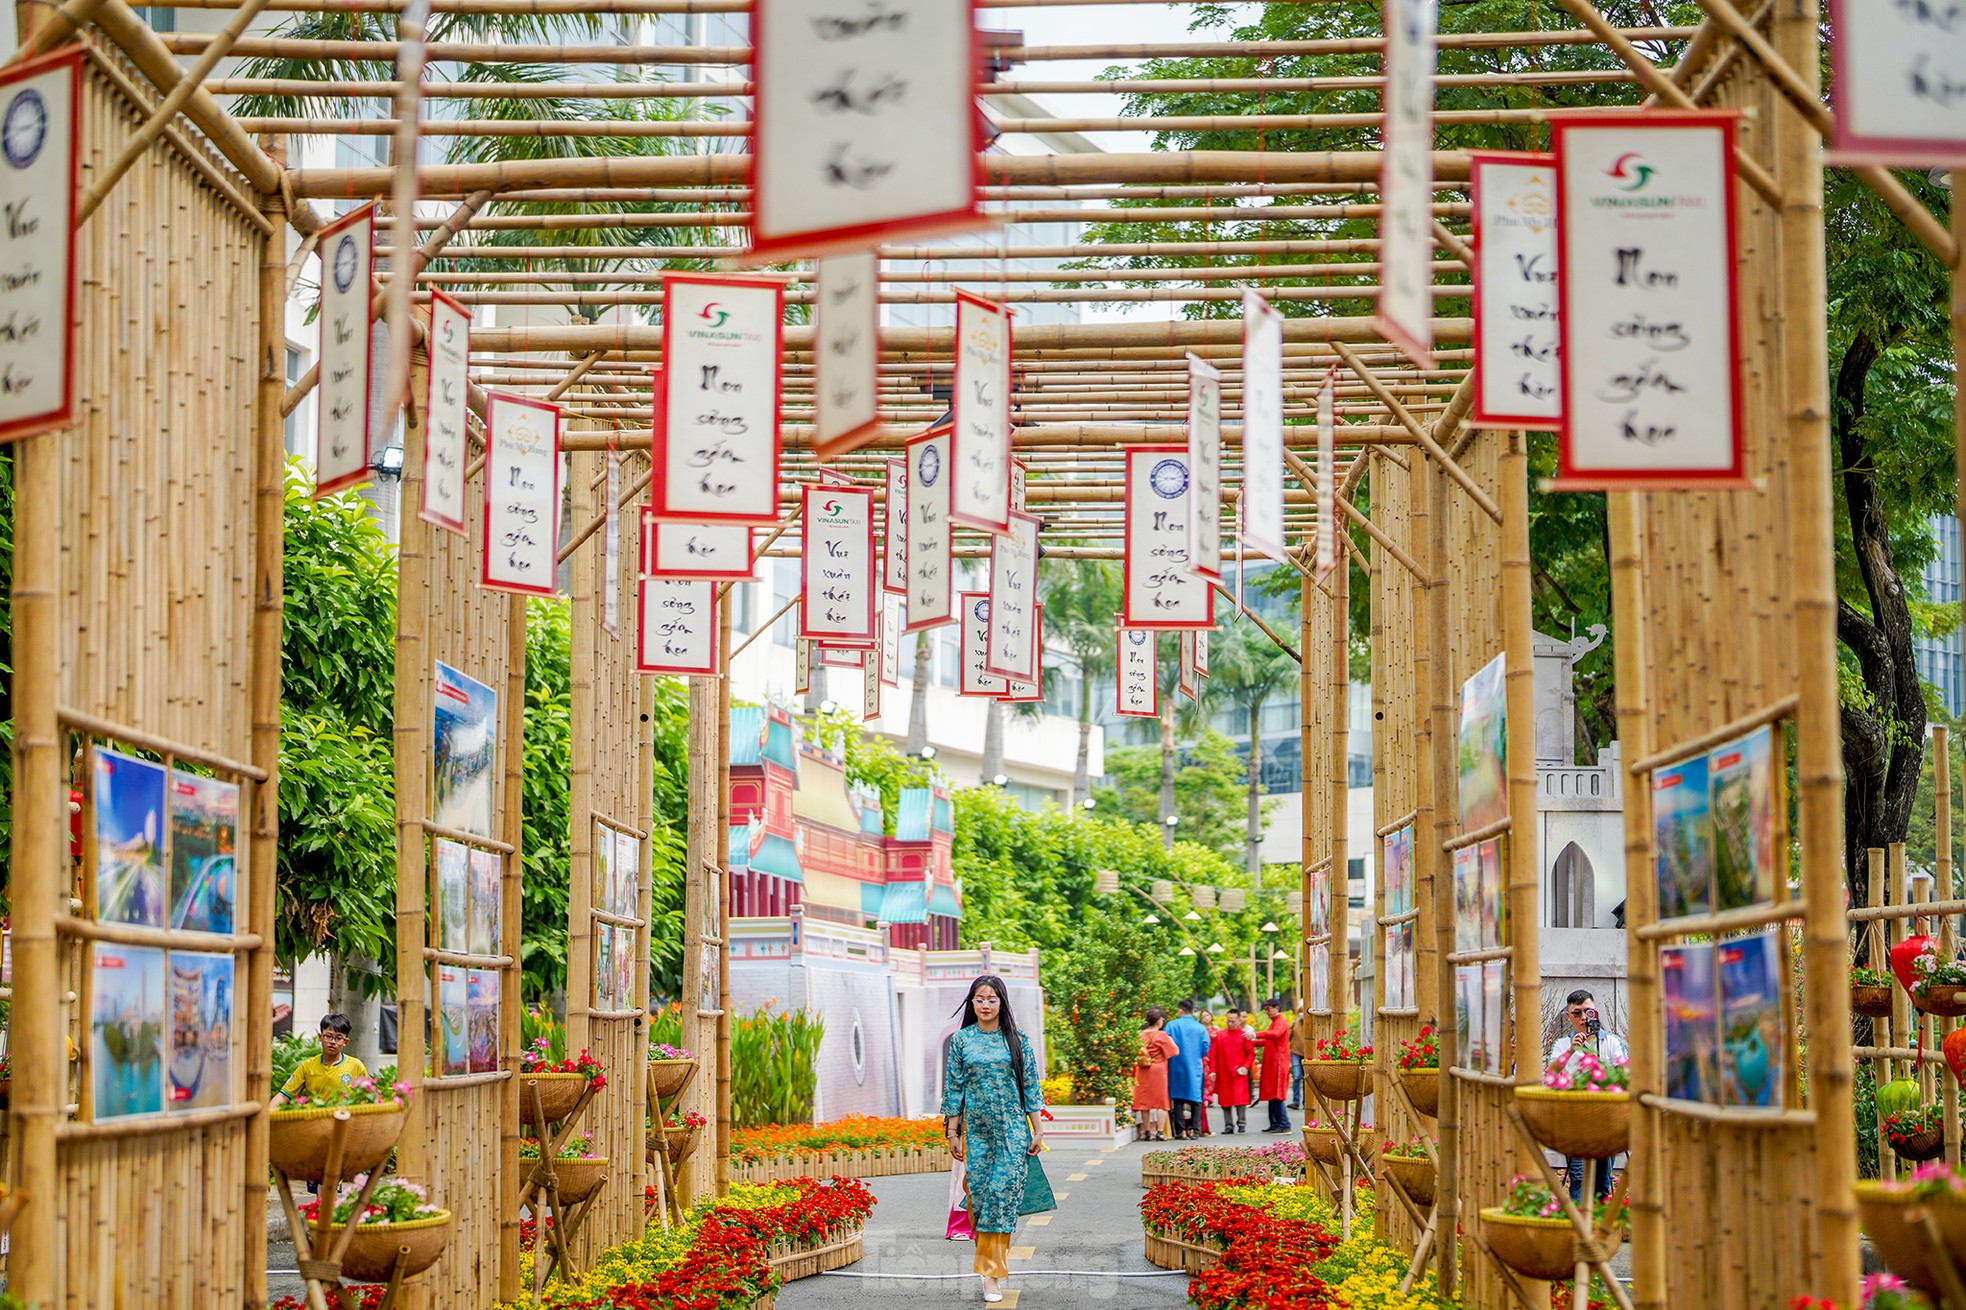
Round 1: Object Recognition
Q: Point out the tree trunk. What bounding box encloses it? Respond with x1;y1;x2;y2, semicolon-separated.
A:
1073;708;1093;812
1159;704;1176;848
981;697;1005;783
906;630;932;755
1246;700;1263;875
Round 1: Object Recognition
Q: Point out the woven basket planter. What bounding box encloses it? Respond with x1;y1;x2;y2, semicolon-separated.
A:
267;1103;407;1183
1889;1126;1946;1163
1480;1209;1621;1283
1513;1086;1630;1159
1380;1154;1436;1208
767;1224;865;1281
1856;1183;1966;1300
649;1058;698;1101
1304;1061;1371;1102
316;1210;453;1283
665;1121;703;1167
1398;1066;1439;1119
1143;1226;1224;1274
1303;1125;1378;1166
731;1145;951;1184
1850;984;1894;1018
545;1157;610;1204
1912;983;1966;1017
519;1073;591;1128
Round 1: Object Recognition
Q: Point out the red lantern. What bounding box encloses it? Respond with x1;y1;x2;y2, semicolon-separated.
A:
1945;1027;1966;1083
1891;933;1938;993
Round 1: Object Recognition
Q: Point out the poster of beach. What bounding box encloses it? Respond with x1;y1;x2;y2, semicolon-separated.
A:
1383;825;1414;918
1453;846;1480;955
435;839;470;953
470;847;501;957
168;952;234;1111
1653;755;1714;921
432;662;498;839
467;968;499;1073
1718;933;1785;1108
1711;726;1777;912
1662;943;1719;1103
95;747;168;928
1457;653;1508;831
615;829;641;920
92;943;166;1119
438;966;469;1077
169;771;239;934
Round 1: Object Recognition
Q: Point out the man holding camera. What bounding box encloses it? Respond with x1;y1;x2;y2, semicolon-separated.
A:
1544;989;1627;1202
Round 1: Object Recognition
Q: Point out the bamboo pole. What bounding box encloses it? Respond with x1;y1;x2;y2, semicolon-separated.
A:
567;447;599;1055
393;351;434;1184
716;591;734;1194
1499;426;1544;1168
497;593;528;1299
2;0;110;64
1330;539;1351;1028
1423;445;1460;1300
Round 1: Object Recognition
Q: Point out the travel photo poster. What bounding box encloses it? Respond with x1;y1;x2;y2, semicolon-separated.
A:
1453;845;1480;956
1308;866;1330;937
92;943;166;1120
615;829;641;921
1711;724;1779;912
437;966;469;1077
467;967;499;1074
613;924;635;1003
593;825;617;920
432;661;498;840
1717;932;1786;1108
470;847;502;957
435;839;470;953
1653;753;1714;920
1481;960;1508;1075
1308;943;1330;1012
94;746;168;928
1457;653;1508;831
1455;964;1481;1070
595;925;616;1005
1383;825;1414;918
1661;942;1719;1103
168;951;234;1112
169;770;239;934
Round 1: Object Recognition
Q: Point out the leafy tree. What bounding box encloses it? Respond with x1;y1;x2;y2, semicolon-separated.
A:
1095;729;1248;860
1038;557;1123;804
806;702;935;835
1044;914;1188;1112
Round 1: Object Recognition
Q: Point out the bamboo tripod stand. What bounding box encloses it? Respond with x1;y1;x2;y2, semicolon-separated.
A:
644;1060;699;1228
517;1081;602;1295
271;1111;419;1310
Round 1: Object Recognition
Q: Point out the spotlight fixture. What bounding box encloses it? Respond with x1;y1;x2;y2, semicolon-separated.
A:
1262;922;1281;933
1178;946;1196;957
1142;914;1161;925
1183;910;1202;922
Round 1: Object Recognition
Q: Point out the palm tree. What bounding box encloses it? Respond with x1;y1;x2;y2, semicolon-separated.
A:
1038;558;1121;808
1210;619;1298;874
1153;635;1215;848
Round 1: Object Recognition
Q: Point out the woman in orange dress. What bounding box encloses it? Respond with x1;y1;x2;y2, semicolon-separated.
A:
1131;1006;1180;1141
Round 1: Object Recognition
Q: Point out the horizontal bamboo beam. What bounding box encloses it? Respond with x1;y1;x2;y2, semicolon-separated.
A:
399;259;1459;285
556;421;1418;452
400;237;1394;262
414;283;1469;307
407;202;1472;230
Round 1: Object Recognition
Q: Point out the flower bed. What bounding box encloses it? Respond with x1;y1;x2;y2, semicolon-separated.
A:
729;1115;951;1183
1140;1143;1307;1188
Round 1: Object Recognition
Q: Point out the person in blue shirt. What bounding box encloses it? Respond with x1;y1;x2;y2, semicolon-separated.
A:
1163;999;1211;1140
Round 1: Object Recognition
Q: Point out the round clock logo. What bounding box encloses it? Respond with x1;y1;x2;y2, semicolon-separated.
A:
331;233;359;294
1150;458;1189;499
1127;629;1148;646
2;88;48;170
972;598;990;622
917;443;942;487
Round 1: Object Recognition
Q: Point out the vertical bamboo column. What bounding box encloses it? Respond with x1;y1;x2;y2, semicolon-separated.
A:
1425;452;1460;1299
567;450;597;1052
1499;433;1541;1112
1300;572;1317;1027
244;133;292;1310
1608;492;1664;1310
1777;0;1859;1282
632;665;656;1205
393;352;433;1182
1409;450;1439;1042
716;589;734;1193
1940;727;1961;1168
1872;848;1896;1176
1330;555;1350;1029
497;594;528;1301
682;672;720;1200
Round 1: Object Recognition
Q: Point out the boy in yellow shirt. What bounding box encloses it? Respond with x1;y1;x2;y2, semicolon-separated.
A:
271;1013;367;1107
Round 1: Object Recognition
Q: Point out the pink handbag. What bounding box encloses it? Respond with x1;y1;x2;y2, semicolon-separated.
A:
946;1158;974;1240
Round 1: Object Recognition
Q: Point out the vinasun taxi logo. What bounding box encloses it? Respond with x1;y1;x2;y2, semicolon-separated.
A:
685;300;766;349
1592;152;1707;212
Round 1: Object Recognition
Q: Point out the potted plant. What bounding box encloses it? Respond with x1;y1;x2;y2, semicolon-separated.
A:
1396;1026;1439;1119
1850;964;1895;1018
1379;1133;1436;1207
1883;1103;1947;1163
1481;1174;1625;1282
1515;1047;1631;1159
1910;956;1966;1018
1302;1117;1378;1166
519;1041;606;1127
1304;1029;1374;1102
521;1131;610;1204
664;1108;708;1166
1856;1161;1966;1300
299;1174;453;1282
268;1072;413;1184
648;1041;699;1101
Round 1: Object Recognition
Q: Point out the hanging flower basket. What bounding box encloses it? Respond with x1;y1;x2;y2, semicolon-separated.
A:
649;1058;699;1101
1399;1066;1439;1119
1480;1209;1621;1283
548;1157;611;1204
1893;1126;1947;1163
316;1211;454;1283
268;1103;408;1183
1304;1061;1370;1103
1850;984;1895;1018
520;1073;591;1128
1912;982;1966;1018
1302;1124;1377;1166
1513;1086;1630;1159
1380;1153;1436;1208
1856;1181;1966;1301
665;1120;704;1166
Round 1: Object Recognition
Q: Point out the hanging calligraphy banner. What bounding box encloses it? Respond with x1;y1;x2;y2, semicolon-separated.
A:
1240;291;1286;561
1378;0;1438;364
951;291;1012;533
795;634;811;694
986;511;1041;680
863;656;881;721
1186;354;1223;582
1124;447;1214;630
958;593;1007;696
1232;491;1246;614
315;203;377;497
799;484;878;645
1315;371;1337;581
656;273;783;524
813;251;881;458
1178;632;1198;702
881;594;902;687
602;452;622;638
1011;459;1028;514
1000;603;1044;702
904;426;954;632
636;577;718;676
747;0;983;261
480;392;561;597
647;513;755;581
1195;628;1211;679
420;289;471;532
1470;153;1561;429
1552;113;1744;488
1116;621;1158;718
0;49;79;443
883;457;908;594
1829;0;1966;166
819;645;866;668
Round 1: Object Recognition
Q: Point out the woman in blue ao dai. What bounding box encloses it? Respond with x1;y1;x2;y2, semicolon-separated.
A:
942;974;1044;1303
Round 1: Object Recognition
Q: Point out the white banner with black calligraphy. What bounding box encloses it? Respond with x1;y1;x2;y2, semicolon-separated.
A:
657;274;783;523
648;514;754;581
799;485;878;645
1125;447;1214;630
1470;153;1561;429
1315;371;1336;581
1011;459;1027;514
421;290;472;532
881;594;902;686
481;392;561;596
813;251;881;458
1554;114;1744;487
1178;632;1198;702
951;291;1011;533
1116;622;1158;718
0;50;79;442
1186;354;1223;582
1195;628;1210;678
795;632;811;694
986;511;1040;680
748;0;983;260
1002;603;1044;702
883;457;908;594
316;204;376;497
1378;0;1438;364
958;593;1007;696
904;427;953;631
1240;291;1286;562
1830;0;1966;166
637;578;719;675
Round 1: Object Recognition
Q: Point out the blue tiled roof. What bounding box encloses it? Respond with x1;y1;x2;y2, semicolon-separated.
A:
748;832;802;884
897;789;949;841
859;879;889;917
878;880;929;925
928;881;962;920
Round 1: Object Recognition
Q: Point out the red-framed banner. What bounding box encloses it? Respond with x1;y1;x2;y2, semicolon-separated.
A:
479;391;562;597
1178;631;1198;702
746;0;986;262
637;577;719;675
984;511;1041;681
881;595;902;687
1314;369;1338;582
1469;152;1561;431
420;288;473;533
1552;112;1746;489
883;456;908;595
313;202;378;497
950;290;1012;534
1122;446;1214;630
643;508;755;581
654;272;783;524
1185;354;1223;583
0;47;81;444
1828;0;1966;167
1239;289;1286;561
812;251;882;458
1115;620;1158;718
999;603;1044;702
903;425;954;632
1376;0;1437;366
798;483;878;645
958;593;1007;697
